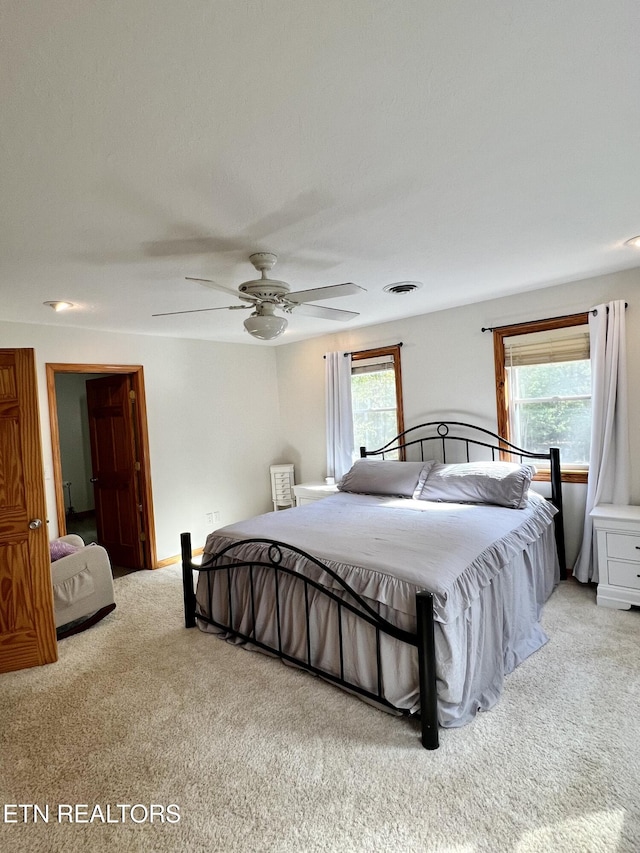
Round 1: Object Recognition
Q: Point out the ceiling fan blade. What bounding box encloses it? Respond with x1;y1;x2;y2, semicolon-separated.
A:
293;303;360;322
288;282;365;304
185;276;240;298
152;304;250;317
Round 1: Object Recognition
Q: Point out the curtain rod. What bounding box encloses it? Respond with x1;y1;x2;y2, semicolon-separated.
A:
481;304;627;333
323;342;403;358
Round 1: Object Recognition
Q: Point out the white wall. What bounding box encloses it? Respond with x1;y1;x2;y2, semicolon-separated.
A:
0;321;287;562
275;268;640;567
55;372;106;514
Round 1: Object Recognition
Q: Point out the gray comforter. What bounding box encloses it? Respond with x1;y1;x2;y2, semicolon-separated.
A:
197;491;559;726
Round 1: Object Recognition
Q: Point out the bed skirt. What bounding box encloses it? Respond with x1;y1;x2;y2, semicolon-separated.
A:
196;525;558;727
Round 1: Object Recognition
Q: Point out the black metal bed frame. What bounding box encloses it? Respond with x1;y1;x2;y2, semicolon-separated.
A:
181;421;565;751
182;535;439;748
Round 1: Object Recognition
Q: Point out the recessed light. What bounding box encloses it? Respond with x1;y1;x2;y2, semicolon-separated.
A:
43;301;74;312
383;281;423;295
624;236;640;249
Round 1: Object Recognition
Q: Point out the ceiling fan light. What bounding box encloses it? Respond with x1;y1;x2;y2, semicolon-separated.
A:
243;313;288;340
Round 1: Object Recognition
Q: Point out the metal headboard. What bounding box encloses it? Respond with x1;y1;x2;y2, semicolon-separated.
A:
360;420;566;579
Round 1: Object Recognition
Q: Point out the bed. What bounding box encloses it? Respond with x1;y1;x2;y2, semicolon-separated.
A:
181;421;565;749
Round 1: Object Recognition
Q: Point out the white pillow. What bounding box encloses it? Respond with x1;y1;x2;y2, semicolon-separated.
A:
338;460;433;498
416;461;536;509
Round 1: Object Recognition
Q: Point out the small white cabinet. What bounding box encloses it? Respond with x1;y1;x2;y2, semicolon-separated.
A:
293;481;339;507
270;464;295;511
591;505;640;609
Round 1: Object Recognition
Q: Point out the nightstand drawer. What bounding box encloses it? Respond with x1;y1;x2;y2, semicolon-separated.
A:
606;533;640;562
608;560;640;590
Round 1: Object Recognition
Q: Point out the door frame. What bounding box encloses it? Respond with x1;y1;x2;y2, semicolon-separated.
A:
45;363;157;569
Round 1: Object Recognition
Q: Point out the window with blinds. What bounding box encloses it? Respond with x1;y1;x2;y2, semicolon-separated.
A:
494;314;591;481
350;345;404;458
503;326;590;366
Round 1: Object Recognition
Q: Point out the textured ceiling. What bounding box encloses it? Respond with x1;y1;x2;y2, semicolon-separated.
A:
1;0;639;344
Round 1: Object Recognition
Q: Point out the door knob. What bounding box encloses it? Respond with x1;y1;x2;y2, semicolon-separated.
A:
29;518;42;529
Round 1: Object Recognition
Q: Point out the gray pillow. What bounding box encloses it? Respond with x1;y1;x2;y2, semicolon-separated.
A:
416;461;536;509
338;459;433;498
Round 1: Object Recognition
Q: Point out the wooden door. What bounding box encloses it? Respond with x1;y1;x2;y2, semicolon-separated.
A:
86;375;143;570
0;349;57;673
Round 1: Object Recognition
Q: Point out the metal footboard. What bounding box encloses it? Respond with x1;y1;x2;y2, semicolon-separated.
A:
181;532;439;750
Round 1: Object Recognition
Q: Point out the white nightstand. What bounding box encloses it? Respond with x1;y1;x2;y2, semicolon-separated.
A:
293;481;339;506
591;505;640;609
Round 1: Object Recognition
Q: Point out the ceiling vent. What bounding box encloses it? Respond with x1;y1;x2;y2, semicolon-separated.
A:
383;281;422;295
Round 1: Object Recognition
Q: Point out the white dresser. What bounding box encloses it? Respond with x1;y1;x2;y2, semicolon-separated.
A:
591;505;640;609
293;481;339;506
270;464;295;511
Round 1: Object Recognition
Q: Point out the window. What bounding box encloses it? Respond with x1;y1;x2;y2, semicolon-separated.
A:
493;314;590;483
350;345;404;458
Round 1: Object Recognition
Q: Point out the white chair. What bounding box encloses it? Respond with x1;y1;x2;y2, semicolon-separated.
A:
50;535;116;639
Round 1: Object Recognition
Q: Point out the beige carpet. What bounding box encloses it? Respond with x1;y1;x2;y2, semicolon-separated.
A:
1;567;639;853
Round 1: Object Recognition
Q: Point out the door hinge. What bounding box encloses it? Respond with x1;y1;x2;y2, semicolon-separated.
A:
134;460;141;471
129;389;136;401
139;532;146;542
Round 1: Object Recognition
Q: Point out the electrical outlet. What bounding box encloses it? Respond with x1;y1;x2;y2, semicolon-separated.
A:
213;511;220;523
205;512;213;526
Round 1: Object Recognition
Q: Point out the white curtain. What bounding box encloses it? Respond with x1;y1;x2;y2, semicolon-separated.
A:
325;351;354;481
573;300;630;583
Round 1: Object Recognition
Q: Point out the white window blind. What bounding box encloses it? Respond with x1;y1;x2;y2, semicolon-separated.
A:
503;327;590;367
351;354;395;375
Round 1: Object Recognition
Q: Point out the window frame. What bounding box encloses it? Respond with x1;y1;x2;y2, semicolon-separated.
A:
493;313;590;484
351;344;405;460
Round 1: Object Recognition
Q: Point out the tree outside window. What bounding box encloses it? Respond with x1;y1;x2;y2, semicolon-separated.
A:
508;359;591;463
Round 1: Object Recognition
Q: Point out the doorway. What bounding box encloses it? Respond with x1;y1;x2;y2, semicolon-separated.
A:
46;363;157;570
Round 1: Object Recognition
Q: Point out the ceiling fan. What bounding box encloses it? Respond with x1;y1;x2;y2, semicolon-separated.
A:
153;252;365;340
